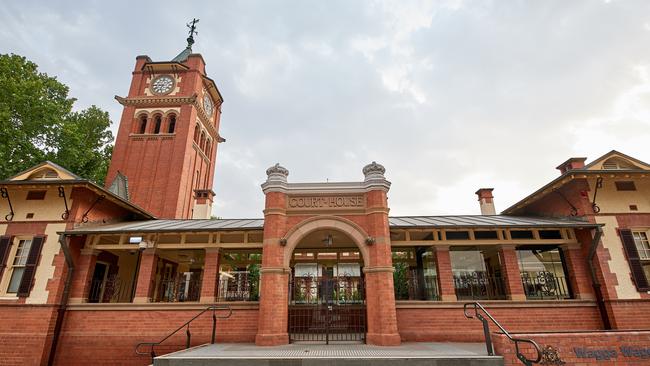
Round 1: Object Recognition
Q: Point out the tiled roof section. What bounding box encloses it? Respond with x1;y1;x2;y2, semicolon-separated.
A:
64;215;597;234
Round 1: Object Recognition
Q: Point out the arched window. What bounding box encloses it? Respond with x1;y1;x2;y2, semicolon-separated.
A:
194;125;200;143
153;115;162;134
205;140;211;157
167;114;176;133
138;116;147;134
196;170;200;189
200;132;206;151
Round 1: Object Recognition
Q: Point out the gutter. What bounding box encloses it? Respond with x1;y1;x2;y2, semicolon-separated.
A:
586;227;611;329
48;234;75;366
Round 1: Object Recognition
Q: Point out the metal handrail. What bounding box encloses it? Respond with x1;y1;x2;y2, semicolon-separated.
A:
464;302;542;366
135;304;232;362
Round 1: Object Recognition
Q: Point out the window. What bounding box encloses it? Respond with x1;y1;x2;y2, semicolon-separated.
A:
26;190;46;200
168;115;176;133
138;116;147;134
193;125;200;143
445;231;470;240
615;181;636;191
391;247;439;300
153;115;162;134
450;246;505;300
7;239;32;293
632;231;650;285
517;246;571;299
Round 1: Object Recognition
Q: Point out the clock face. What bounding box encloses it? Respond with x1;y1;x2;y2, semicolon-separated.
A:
151;75;174;95
203;92;214;117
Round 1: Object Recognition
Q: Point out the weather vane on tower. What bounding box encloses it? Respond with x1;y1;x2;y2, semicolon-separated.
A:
186;18;199;48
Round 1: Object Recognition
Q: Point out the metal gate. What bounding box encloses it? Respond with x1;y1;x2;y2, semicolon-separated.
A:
288;275;366;344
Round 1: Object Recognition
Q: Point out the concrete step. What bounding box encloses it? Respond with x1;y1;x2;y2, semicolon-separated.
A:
153;343;504;366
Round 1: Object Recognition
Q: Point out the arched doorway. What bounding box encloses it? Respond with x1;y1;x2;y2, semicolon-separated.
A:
284;219;370;344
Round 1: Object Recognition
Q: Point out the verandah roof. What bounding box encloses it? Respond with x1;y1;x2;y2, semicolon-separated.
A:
62;215;598;235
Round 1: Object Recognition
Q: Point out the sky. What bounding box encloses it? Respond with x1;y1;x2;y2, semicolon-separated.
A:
1;0;650;218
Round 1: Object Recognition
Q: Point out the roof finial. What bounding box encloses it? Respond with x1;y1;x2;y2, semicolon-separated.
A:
186;18;200;48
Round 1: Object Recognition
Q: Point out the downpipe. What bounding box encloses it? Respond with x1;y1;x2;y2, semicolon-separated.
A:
586;227;611;329
48;234;75;366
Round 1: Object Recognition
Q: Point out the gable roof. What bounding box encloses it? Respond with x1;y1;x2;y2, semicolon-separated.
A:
503;150;650;214
6;161;82;181
583;150;650;171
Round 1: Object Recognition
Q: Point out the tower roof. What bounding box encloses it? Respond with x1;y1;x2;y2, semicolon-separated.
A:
172;18;199;62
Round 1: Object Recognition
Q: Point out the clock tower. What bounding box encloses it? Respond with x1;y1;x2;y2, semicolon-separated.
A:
106;21;224;219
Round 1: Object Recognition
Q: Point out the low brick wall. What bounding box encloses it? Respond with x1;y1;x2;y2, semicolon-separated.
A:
606;299;650;329
53;304;259;365
493;330;650;365
0;304;58;366
396;301;603;342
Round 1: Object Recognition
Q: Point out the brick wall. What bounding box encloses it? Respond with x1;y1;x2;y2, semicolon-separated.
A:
53;306;258;365
605;299;650;329
0;304;58;366
493;330;650;365
396;302;603;342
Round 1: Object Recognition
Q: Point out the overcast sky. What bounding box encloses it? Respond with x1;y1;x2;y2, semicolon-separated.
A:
2;1;650;218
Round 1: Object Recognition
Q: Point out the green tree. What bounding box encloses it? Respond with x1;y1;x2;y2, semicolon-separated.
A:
0;53;114;184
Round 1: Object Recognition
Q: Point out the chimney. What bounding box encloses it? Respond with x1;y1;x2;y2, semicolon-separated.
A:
475;188;496;215
556;157;587;174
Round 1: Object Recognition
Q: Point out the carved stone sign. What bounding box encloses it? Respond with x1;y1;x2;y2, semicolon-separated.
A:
288;195;364;210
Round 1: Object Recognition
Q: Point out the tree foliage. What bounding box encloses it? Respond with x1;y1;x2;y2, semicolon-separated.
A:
0;54;113;184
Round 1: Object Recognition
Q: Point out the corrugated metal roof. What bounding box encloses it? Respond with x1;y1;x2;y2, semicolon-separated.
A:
388;215;596;228
63;215;597;235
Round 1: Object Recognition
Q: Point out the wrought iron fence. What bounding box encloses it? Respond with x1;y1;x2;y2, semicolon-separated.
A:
290;274;365;305
393;268;440;300
453;272;506;300
521;271;571;300
156;277;201;302
88;276;132;303
217;271;260;301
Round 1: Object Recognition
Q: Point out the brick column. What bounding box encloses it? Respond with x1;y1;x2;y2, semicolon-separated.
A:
68;248;98;303
256;165;290;346
200;248;220;303
433;245;457;301
133;249;158;303
499;245;526;301
561;244;595;300
364;179;401;346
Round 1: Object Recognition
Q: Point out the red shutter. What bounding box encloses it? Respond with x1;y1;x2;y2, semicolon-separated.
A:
16;236;45;297
0;236;11;281
620;229;650;292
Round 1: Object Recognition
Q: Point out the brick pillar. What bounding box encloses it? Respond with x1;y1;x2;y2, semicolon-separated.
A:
433;245;457;301
133;249;158;303
499;245;526;301
200;248;220;303
257;165;290;346
364;182;401;346
68;248;98;303
561;244;595;300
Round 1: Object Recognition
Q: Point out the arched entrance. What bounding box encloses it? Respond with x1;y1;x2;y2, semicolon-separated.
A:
287;227;367;344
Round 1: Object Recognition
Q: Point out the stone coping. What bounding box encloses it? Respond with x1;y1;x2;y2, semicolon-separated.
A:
396;299;598;308
66;301;259;311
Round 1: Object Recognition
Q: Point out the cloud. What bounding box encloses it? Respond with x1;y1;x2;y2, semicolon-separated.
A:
2;0;650;218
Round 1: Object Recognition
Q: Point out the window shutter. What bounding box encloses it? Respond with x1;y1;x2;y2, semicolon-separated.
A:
0;236;11;281
620;229;650;291
16;236;45;297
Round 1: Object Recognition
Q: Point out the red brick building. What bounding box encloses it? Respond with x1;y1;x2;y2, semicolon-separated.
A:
2;41;650;365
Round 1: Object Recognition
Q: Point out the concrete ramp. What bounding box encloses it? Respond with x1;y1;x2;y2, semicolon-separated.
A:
154;342;504;366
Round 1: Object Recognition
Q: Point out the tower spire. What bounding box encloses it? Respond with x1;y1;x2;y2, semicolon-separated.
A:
172;18;200;62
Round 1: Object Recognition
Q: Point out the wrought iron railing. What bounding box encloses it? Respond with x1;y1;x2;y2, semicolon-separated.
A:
88;276;132;303
135;305;232;363
454;272;506;300
521;272;570;300
290;275;365;305
155;278;201;302
217;271;260;301
464;302;542;366
394;270;440;300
